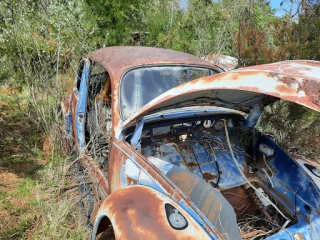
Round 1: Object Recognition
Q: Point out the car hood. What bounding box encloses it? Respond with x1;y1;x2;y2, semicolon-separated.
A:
121;60;320;129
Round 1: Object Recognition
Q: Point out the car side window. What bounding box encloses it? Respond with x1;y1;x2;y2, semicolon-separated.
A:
86;62;112;164
76;60;85;91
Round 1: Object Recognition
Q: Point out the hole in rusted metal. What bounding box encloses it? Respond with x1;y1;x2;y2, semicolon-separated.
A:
304;205;311;211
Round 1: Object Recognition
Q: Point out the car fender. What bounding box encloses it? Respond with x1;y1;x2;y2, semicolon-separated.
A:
92;185;213;240
295;157;320;188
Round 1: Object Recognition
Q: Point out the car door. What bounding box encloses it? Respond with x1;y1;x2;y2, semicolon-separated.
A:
75;58;91;152
85;61;112;166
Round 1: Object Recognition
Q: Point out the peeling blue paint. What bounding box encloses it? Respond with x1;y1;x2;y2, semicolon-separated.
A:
76;60;90;152
257;135;320;239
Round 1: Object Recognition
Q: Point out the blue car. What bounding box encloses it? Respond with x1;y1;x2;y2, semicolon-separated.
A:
62;47;320;239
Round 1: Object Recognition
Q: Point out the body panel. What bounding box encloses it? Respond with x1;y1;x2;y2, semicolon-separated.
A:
92;185;214;240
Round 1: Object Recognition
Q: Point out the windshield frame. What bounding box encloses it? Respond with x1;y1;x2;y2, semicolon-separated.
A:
119;64;223;120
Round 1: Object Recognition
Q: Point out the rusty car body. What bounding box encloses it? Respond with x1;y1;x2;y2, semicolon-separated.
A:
61;46;320;240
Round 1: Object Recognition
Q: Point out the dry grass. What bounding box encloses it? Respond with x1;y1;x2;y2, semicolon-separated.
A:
0;161;91;239
0;86;90;239
26;162;91;240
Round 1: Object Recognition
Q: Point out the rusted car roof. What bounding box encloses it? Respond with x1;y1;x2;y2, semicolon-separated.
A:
87;46;223;81
121;60;320;128
202;54;238;71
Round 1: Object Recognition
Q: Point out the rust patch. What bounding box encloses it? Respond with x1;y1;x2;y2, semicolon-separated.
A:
299;79;320;106
242;230;265;239
275;85;297;95
280;75;298;86
88;46;222;87
108;144;126;194
82;155;109;197
98;185;212;239
187;162;199;168
90;203;100;225
125;175;138;185
61;94;71;114
292;232;305;240
202;172;217;181
221;186;257;219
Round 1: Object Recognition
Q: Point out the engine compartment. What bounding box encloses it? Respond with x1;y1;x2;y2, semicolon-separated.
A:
139;117;297;239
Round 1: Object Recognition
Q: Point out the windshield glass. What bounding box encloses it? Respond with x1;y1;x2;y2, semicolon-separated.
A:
120;65;219;119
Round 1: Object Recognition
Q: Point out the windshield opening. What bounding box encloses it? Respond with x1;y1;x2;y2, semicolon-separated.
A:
120;65;219;119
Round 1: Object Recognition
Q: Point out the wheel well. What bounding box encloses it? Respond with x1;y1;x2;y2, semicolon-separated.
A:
97;215;112;235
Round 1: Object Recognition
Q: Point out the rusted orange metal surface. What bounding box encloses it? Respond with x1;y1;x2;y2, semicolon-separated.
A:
221;186;257;219
95;185;215;240
61;94;71;115
88;46;222;82
202;54;238;71
88;46;224;139
71;92;79;147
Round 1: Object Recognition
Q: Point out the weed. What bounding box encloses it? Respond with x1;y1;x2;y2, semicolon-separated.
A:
0;191;12;209
16;179;36;198
0;85;90;239
1;219;32;240
0;190;8;199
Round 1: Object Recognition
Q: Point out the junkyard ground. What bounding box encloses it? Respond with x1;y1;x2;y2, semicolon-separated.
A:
0;86;90;239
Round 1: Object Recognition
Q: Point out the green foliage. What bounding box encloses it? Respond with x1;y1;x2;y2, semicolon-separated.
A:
84;0;147;47
274;3;320;61
259;101;320;160
1;219;32;240
142;0;190;51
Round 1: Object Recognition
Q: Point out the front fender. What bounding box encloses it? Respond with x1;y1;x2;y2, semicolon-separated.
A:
92;185;213;240
295;157;320;188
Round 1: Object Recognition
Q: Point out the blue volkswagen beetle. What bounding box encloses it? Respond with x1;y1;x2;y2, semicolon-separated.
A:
62;47;320;239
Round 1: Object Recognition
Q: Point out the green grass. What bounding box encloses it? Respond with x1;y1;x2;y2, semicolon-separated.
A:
0;85;90;239
0;191;12;209
1;219;32;240
16;179;37;197
0;190;8;199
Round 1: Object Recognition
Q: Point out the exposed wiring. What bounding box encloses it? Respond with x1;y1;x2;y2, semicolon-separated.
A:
262;155;275;188
213;160;220;187
263;155;274;179
223;120;290;227
199;134;246;154
262;168;275;188
189;143;203;175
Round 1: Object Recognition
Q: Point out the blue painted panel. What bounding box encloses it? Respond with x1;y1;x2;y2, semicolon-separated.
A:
141;133;248;189
76;60;90;151
258;136;320;210
63;109;73;147
257;135;320;239
130;118;144;148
